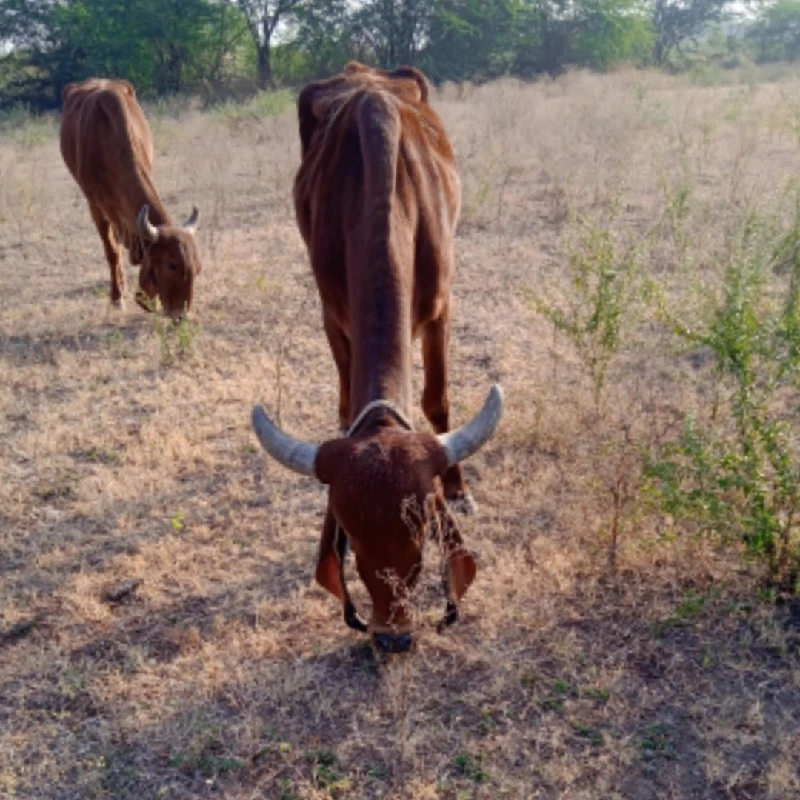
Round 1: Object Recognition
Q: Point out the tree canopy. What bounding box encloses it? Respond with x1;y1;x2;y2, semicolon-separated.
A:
0;0;792;110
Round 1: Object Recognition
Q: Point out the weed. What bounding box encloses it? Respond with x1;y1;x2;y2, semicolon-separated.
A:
154;315;200;365
169;512;185;532
675;589;706;620
81;446;120;465
211;89;294;129
647;204;800;591
539;679;575;713
279;779;298;800
531;211;645;407
639;724;677;761
572;722;605;745
582;686;610;704
306;749;341;788
453;752;488;783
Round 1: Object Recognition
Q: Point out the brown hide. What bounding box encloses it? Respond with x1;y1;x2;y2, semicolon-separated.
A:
60;79;202;317
293;63;475;636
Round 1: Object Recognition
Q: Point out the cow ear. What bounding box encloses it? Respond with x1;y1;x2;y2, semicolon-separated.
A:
298;83;322;157
390;66;430;104
448;547;477;602
62;83;78;104
315;510;346;602
435;497;477;602
344;61;369;75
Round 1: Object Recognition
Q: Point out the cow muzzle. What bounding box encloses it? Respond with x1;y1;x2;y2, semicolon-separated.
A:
372;631;414;654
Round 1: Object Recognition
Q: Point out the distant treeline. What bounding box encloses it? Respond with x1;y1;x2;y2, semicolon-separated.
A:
1;1;799;109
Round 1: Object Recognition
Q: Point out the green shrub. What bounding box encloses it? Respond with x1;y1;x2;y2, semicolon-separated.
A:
647;204;800;592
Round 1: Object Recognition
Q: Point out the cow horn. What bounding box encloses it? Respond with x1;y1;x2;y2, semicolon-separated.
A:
137;205;159;243
251;406;318;478
437;384;504;466
183;206;200;234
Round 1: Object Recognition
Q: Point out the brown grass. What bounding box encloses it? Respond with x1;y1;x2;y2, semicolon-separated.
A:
1;68;799;799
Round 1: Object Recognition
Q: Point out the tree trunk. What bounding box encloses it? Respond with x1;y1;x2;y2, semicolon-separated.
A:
257;40;271;89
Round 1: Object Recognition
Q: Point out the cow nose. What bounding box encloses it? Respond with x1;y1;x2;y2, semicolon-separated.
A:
372;631;414;654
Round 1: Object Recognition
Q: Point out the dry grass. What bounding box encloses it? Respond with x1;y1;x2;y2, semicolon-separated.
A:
1;68;799;799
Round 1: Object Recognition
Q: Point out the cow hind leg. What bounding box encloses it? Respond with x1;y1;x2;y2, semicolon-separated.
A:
90;205;125;308
421;314;475;514
323;310;352;431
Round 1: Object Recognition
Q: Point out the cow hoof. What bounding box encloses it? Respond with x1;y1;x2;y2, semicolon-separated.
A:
344;603;368;633
436;600;459;633
373;631;414;654
111;298;125;311
447;492;477;516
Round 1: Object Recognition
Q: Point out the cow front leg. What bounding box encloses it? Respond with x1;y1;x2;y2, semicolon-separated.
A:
89;205;124;308
421;312;475;513
323;310;352;431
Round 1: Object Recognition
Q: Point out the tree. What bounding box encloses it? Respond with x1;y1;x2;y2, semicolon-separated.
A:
233;0;307;88
650;0;732;66
514;0;653;77
348;0;434;66
423;0;522;82
747;0;800;63
277;0;354;82
0;0;247;108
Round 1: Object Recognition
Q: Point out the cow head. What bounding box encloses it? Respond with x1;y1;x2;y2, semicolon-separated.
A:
252;385;503;652
136;204;202;319
298;62;431;159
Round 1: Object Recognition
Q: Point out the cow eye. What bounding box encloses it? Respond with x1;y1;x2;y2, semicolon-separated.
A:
167;262;178;272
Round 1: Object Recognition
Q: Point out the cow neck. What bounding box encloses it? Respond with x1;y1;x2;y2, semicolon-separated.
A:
134;168;172;227
347;399;412;438
348;259;414;422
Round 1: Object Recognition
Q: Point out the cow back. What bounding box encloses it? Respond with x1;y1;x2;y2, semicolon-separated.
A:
60;79;165;256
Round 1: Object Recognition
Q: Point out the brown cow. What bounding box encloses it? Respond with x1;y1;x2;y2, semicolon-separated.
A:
252;62;503;653
60;78;202;318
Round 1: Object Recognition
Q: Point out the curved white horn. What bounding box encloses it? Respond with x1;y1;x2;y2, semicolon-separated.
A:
251;405;318;478
183;205;200;233
137;204;159;243
437;384;504;466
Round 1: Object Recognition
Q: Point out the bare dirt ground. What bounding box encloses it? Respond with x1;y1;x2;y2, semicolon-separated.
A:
1;69;799;799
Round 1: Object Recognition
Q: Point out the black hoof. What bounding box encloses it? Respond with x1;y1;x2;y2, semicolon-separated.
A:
373;631;414;653
436;600;459;633
344;603;368;633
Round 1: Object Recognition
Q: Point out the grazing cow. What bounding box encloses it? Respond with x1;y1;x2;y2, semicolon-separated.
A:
252;62;503;653
60;78;202;318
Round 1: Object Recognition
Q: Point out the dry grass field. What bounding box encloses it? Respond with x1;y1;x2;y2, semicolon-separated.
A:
2;68;800;799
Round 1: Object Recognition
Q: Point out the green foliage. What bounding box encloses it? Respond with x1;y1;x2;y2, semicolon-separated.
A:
452;751;489;782
0;0;249;108
568;0;655;71
639;723;677;760
0;0;723;107
651;0;730;67
515;0;654;76
747;0;800;64
155;315;200;366
423;0;521;82
210;87;294;127
531;212;644;405
647;205;800;592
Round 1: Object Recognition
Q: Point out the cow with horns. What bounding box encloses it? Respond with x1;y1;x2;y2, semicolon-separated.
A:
60;78;202;319
252;62;503;653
